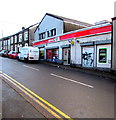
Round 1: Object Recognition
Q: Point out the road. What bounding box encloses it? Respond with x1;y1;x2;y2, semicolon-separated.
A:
0;57;115;119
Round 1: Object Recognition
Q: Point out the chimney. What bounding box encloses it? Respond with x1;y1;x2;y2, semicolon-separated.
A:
22;27;25;30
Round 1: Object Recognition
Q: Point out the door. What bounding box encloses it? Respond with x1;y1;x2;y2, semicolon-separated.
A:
82;46;94;67
63;48;70;65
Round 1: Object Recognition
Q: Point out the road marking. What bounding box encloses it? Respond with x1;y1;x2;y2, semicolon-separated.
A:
23;65;40;71
1;74;62;119
0;71;73;120
50;73;94;88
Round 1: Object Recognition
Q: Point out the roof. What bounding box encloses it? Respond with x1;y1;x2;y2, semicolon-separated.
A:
34;13;93;33
46;13;92;27
0;23;38;40
112;17;116;20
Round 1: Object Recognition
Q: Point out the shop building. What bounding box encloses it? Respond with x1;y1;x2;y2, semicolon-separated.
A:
34;13;92;61
33;20;112;70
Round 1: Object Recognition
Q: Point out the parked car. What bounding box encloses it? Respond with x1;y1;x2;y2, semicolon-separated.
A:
8;51;18;59
18;46;39;61
0;50;9;57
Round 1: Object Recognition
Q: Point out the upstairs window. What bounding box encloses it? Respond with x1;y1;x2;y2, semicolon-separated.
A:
11;37;13;44
47;28;56;37
39;32;46;40
19;34;22;42
51;28;56;36
15;35;17;43
24;31;28;41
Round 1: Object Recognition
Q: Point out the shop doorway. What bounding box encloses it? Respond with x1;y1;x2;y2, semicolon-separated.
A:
63;48;70;65
39;48;44;60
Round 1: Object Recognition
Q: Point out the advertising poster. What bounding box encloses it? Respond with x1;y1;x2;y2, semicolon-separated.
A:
99;48;107;63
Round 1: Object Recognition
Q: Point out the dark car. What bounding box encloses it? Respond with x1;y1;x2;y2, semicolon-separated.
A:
0;50;9;57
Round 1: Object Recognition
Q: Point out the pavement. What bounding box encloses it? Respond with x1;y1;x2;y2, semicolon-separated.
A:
40;61;116;81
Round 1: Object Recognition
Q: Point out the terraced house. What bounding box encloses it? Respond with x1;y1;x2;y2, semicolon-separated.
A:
0;23;38;52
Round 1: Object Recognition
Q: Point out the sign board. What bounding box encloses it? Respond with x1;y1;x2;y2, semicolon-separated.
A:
99;48;107;63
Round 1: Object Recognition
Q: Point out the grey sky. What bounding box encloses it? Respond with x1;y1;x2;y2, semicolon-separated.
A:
0;0;115;38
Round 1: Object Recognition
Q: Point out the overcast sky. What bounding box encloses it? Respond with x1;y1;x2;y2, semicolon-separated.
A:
0;0;115;38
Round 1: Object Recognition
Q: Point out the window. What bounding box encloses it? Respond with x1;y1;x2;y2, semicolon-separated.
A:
47;31;50;37
24;31;28;41
11;37;13;44
4;41;6;46
0;41;2;50
15;35;17;43
51;28;56;36
19;34;22;42
47;28;56;37
39;32;46;40
8;39;10;45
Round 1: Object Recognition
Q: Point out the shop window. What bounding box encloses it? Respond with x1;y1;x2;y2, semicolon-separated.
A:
99;48;107;63
52;49;59;58
46;49;53;59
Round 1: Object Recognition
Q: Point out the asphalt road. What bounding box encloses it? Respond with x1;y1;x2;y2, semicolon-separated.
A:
1;57;115;119
2;80;46;119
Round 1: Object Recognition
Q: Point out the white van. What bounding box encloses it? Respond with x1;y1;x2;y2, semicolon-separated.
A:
18;46;39;61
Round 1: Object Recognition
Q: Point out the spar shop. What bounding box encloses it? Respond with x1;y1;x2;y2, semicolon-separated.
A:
33;21;112;70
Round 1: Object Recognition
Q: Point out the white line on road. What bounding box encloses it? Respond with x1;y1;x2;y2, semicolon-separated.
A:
50;73;94;88
23;65;40;71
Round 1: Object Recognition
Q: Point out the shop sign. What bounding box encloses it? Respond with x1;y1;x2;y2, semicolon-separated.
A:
99;48;107;63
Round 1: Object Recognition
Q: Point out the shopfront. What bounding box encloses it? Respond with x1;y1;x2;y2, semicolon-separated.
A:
82;46;94;67
62;47;71;65
39;47;45;60
46;48;59;62
96;44;111;68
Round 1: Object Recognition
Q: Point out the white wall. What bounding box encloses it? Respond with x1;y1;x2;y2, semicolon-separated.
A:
34;30;39;41
97;44;111;68
75;42;81;65
34;15;64;41
74;33;111;68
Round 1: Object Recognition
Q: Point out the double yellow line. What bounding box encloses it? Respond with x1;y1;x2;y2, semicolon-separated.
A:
0;71;73;120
